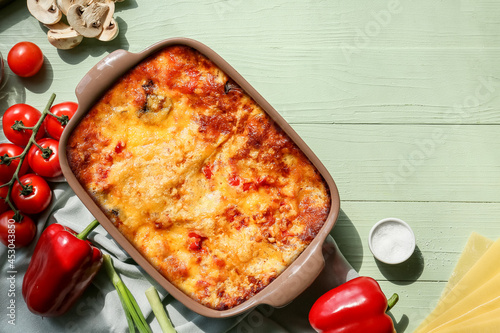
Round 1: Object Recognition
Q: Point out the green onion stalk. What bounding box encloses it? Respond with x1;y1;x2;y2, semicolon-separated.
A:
103;254;153;333
145;286;177;333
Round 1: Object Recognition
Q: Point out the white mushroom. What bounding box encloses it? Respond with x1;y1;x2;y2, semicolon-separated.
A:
96;0;118;41
66;1;110;38
30;0;124;49
27;0;62;25
45;22;83;49
56;0;89;16
97;17;119;41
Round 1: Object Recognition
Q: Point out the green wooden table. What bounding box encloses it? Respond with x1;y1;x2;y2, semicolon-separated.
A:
1;1;499;332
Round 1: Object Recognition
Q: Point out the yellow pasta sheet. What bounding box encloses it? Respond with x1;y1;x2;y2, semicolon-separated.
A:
440;232;493;299
434;308;500;333
415;233;497;332
424;269;500;332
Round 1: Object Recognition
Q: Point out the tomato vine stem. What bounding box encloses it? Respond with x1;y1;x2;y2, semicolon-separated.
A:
2;93;57;222
11;120;35;131
33;141;53;159
47;110;70;125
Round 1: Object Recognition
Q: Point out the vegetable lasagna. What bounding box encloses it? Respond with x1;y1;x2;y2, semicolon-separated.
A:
66;45;331;310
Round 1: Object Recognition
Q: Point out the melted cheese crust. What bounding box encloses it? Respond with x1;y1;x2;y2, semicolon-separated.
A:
67;45;330;310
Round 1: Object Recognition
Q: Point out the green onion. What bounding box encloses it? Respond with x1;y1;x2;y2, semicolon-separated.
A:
145;286;177;333
103;255;152;333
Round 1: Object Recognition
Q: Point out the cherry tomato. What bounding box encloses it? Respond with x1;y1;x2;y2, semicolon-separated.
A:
7;41;44;77
0;210;37;248
28;138;62;178
0;187;9;215
45;101;78;140
2;103;45;146
0;143;29;183
11;174;52;215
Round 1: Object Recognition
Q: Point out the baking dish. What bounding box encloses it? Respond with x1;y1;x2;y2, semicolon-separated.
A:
59;37;340;318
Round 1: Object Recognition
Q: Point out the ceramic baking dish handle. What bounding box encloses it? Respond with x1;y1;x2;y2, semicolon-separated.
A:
264;236;357;308
322;236;359;286
75;49;141;105
264;249;325;307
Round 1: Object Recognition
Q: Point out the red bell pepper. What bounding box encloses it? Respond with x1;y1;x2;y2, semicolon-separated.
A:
309;276;398;333
22;220;102;317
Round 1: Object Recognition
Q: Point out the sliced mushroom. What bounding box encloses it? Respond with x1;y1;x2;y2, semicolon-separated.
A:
46;22;83;49
27;0;62;25
97;17;118;41
96;0;118;41
66;1;110;38
56;0;89;15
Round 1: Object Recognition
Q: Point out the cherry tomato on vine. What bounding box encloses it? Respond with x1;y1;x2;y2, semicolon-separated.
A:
11;174;52;215
45;101;78;140
0;143;29;183
7;41;44;77
0;187;9;215
0;210;37;248
2;103;45;146
28;138;62;178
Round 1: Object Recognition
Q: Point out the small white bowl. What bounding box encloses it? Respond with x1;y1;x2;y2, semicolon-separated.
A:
369;218;416;264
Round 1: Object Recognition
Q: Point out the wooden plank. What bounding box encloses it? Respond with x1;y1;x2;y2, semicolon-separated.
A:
332;201;500;281
293;123;500;202
2;1;500;125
